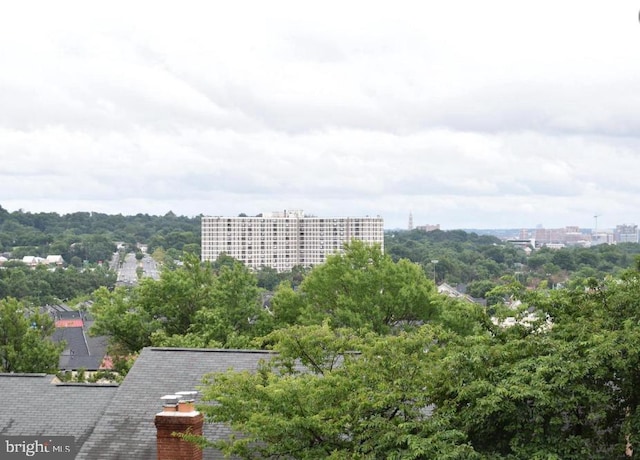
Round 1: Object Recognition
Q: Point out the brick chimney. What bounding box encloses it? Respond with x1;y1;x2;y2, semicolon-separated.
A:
155;393;204;460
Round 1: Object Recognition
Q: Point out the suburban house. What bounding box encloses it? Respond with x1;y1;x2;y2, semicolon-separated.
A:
46;254;65;266
437;282;484;305
22;255;46;267
0;347;276;459
17;255;65;268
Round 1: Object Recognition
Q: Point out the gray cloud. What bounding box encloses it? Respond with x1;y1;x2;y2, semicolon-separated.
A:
1;1;639;230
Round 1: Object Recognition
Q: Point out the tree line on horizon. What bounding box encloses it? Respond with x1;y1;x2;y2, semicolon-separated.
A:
2;205;639;301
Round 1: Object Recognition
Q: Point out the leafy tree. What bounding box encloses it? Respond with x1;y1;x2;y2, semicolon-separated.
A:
182;243;200;256
272;241;438;333
465;279;496;299
0;264;115;305
552;249;576;271
91;253;272;352
427;269;640;459
384;229;529;286
67;234;116;264
0;206;202;264
188;260;271;347
70;256;82;267
199;324;477;459
0;298;63;372
255;266;280;291
198;265;640;458
135;253;217;336
90;286;157;355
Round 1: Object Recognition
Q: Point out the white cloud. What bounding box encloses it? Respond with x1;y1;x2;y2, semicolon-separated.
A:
1;0;639;230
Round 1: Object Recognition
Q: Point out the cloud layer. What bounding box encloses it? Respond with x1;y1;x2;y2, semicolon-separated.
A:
1;1;639;229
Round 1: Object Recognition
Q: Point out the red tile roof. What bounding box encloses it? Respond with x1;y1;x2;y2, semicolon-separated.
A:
55;319;84;328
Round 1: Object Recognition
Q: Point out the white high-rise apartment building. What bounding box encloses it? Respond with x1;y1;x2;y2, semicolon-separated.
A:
201;210;384;271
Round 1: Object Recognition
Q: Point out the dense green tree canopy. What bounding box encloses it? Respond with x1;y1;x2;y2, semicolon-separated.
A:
0;264;116;305
200;324;477;459
0;206;200;261
197;264;640;459
90;286;156;355
385;229;640;299
91;254;271;353
0;298;63;373
271;241;439;334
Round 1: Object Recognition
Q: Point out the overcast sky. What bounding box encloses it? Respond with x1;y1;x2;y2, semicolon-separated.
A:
1;1;639;230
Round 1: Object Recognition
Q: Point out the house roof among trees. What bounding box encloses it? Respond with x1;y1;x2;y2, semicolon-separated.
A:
76;347;275;460
0;348;274;459
51;321;109;371
0;374;118;454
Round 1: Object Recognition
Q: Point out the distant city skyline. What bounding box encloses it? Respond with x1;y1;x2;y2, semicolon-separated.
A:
404;214;635;233
1;2;639;231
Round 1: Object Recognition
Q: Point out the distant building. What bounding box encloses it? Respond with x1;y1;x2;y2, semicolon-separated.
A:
201;210;384;272
534;226;591;248
22;256;45;267
591;231;614;246
505;238;535;254
18;255;65;268
415;224;440;232
437;283;484;305
46;255;64;266
614;224;638;243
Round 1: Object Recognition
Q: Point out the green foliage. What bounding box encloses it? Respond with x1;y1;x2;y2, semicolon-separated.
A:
66;234;116;264
425;273;640;459
200;324;478;459
255;266;280;291
385;229;524;287
272;241;438;333
0;298;63;373
385;229;640;294
436;296;489;337
0;207;201;264
0;264;116;305
91;253;272;353
189;260;272;345
135;254;217;336
150;330;221;349
256;265;308;291
197;264;640;458
90;286;158;354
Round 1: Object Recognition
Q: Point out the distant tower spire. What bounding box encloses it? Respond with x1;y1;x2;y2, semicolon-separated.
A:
408;211;414;230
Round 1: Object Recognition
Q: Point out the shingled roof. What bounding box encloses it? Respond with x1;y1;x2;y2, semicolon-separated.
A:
77;347;276;460
0;374;118;454
51;311;110;371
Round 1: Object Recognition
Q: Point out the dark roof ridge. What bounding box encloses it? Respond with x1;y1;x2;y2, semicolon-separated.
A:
147;347;276;354
55;382;119;388
0;373;48;378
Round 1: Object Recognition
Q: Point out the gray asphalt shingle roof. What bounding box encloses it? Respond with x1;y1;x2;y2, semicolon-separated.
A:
77;347;276;460
0;374;118;454
52;320;109;371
